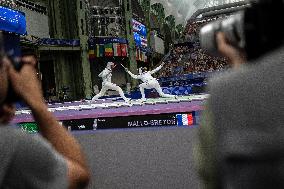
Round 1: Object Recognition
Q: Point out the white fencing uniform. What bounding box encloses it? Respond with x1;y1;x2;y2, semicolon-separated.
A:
126;63;176;101
92;63;129;102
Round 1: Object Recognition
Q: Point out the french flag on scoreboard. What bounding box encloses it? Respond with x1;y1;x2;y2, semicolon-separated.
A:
176;113;194;126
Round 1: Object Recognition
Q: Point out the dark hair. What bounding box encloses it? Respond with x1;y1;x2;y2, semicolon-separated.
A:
21;49;39;68
21;48;38;58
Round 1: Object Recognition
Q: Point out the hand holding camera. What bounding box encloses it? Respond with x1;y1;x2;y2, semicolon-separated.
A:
8;58;45;107
0;103;15;124
200;0;284;61
216;32;246;68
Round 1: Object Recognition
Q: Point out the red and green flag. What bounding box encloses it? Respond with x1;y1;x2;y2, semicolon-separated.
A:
121;44;128;57
105;43;113;56
89;50;95;60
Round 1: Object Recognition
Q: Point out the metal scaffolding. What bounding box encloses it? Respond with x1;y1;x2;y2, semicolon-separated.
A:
204;0;245;8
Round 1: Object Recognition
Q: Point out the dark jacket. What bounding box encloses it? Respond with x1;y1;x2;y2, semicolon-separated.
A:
196;46;284;189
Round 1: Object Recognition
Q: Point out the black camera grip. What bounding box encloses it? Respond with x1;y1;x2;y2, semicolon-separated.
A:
5;59;23;103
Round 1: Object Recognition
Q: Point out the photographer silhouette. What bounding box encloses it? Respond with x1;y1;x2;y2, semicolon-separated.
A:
196;0;284;189
0;50;90;189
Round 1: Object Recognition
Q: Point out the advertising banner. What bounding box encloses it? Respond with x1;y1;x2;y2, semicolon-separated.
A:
17;112;197;132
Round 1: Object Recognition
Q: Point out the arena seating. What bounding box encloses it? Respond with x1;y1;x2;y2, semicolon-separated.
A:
158;19;228;79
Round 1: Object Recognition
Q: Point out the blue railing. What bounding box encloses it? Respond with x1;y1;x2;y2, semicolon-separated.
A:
157;71;220;96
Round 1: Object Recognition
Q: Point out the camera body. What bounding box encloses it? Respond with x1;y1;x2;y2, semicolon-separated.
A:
200;12;245;56
0;31;22;70
200;0;284;60
0;31;23;103
0;5;26;103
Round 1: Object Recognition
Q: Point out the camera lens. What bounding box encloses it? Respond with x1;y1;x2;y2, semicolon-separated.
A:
200;20;222;56
200;11;245;57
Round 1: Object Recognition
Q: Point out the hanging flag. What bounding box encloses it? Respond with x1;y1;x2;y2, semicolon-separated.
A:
136;48;140;60
145;53;148;62
142;52;147;62
105;43;113;56
140;51;144;62
113;43;122;56
99;45;105;57
139;49;143;61
95;44;100;57
113;43;118;56
88;50;95;60
176;113;194;126
117;44;122;56
121;44;128;57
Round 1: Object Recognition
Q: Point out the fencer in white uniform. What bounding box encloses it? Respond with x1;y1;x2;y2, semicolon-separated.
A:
124;62;176;101
92;62;129;102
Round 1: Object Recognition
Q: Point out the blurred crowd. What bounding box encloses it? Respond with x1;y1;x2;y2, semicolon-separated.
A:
158;20;229;78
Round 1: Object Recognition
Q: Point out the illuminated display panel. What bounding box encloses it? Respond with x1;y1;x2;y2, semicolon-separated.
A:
132;19;147;37
18;112;197;133
19;122;39;133
132;19;147;47
62;112;196;131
